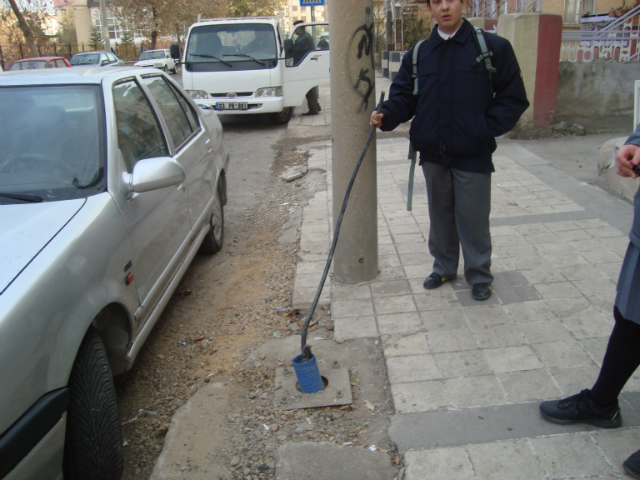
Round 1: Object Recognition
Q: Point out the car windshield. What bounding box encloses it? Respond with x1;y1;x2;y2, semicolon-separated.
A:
185;23;278;72
139;51;166;60
0;85;107;204
70;53;100;66
9;60;47;71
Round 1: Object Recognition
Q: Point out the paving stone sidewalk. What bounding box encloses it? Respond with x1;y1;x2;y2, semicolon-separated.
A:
290;72;640;479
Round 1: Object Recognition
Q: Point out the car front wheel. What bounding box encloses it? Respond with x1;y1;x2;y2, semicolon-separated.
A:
199;189;224;254
63;326;124;480
267;107;293;125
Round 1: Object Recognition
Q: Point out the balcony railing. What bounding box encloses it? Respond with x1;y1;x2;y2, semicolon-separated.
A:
470;0;542;17
561;6;640;62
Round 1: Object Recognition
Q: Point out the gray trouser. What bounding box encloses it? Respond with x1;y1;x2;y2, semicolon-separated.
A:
422;162;493;285
306;87;320;113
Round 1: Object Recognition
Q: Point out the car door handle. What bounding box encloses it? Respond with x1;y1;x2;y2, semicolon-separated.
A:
311;57;319;61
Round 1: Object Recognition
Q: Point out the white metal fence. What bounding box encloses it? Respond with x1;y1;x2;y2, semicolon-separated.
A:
561;6;640;62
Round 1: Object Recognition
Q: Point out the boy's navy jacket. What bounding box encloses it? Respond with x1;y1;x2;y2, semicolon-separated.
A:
380;19;529;173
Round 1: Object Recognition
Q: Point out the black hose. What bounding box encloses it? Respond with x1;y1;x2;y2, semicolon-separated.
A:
300;91;385;360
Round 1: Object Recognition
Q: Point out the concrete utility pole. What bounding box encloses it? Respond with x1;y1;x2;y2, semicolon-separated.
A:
99;0;111;52
329;0;378;284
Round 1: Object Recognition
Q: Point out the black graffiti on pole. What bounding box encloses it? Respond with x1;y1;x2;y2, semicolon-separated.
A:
349;6;375;109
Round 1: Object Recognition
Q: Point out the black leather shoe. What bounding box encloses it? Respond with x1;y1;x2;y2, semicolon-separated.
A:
624;449;640;478
423;273;456;290
539;389;621;428
471;283;492;301
302;111;319;116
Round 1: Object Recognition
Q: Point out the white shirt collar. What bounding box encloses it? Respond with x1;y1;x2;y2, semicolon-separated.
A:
437;24;461;40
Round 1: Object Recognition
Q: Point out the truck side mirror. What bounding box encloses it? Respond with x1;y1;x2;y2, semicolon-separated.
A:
283;39;294;59
170;44;180;60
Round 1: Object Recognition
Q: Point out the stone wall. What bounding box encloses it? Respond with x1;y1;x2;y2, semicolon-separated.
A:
555;60;640;129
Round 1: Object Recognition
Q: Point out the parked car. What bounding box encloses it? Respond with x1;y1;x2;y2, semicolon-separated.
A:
69;51;124;67
8;56;72;71
134;48;177;74
0;67;228;479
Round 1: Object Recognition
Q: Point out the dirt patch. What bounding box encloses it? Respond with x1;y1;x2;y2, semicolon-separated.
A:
115;131;398;479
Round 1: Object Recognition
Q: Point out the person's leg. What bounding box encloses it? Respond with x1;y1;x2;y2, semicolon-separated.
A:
422;162;459;281
589;307;640;406
304;87;320;114
539;307;640;429
451;169;493;286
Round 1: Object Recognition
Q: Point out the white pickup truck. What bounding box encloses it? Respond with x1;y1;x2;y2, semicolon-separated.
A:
173;17;329;125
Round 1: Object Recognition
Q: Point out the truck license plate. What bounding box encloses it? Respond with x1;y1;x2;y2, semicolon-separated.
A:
216;102;248;110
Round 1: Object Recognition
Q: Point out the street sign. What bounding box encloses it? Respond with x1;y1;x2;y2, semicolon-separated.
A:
300;0;324;5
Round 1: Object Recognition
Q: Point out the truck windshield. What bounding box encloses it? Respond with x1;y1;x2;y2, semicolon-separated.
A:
185;23;278;72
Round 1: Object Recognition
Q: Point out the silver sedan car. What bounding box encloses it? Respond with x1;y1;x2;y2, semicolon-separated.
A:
0;67;228;479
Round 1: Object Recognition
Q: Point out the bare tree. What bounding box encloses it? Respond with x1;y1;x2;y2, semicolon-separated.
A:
5;0;38;56
113;0;228;49
112;0;172;50
227;0;284;17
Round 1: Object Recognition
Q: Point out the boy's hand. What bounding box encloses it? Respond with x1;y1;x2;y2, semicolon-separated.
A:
370;111;384;127
616;144;640;179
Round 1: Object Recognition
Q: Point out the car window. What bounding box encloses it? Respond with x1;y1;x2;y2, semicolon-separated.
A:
107;53;116;63
113;80;168;173
143;76;194;151
70;53;99;65
169;82;200;133
56;59;67;68
9;60;47;71
0;85;106;203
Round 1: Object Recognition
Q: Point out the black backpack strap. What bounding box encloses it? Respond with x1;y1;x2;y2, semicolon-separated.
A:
471;27;496;96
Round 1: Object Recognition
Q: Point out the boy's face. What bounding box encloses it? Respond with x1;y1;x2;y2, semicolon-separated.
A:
427;0;467;35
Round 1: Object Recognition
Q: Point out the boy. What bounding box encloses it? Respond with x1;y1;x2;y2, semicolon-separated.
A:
371;0;529;300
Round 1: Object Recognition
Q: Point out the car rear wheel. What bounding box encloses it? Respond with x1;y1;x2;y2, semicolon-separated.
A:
267;107;293;125
172;65;178;74
199;189;224;254
63;326;124;480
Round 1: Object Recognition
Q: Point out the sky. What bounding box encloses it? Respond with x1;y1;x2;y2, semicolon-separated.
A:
0;0;55;14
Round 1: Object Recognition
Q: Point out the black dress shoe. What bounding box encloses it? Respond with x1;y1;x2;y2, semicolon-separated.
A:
423;273;456;290
539;389;621;428
471;283;492;301
624;449;640;478
302;111;319;116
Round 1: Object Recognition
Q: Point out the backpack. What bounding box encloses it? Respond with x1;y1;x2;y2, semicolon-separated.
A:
405;27;496;211
410;26;496;101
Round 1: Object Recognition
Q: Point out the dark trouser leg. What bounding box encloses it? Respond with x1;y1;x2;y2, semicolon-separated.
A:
306;87;320;113
422;162;459;278
589;307;640;407
451;169;493;285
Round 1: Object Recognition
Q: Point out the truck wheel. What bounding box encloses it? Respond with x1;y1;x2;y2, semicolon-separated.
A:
199;189;224;255
268;107;293;125
63;326;123;480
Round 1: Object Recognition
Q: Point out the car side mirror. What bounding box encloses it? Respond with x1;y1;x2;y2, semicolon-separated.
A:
170;44;180;60
283;39;294;59
101;59;109;66
131;157;185;193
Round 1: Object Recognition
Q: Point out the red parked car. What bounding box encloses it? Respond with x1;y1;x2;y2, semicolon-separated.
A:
8;56;72;71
